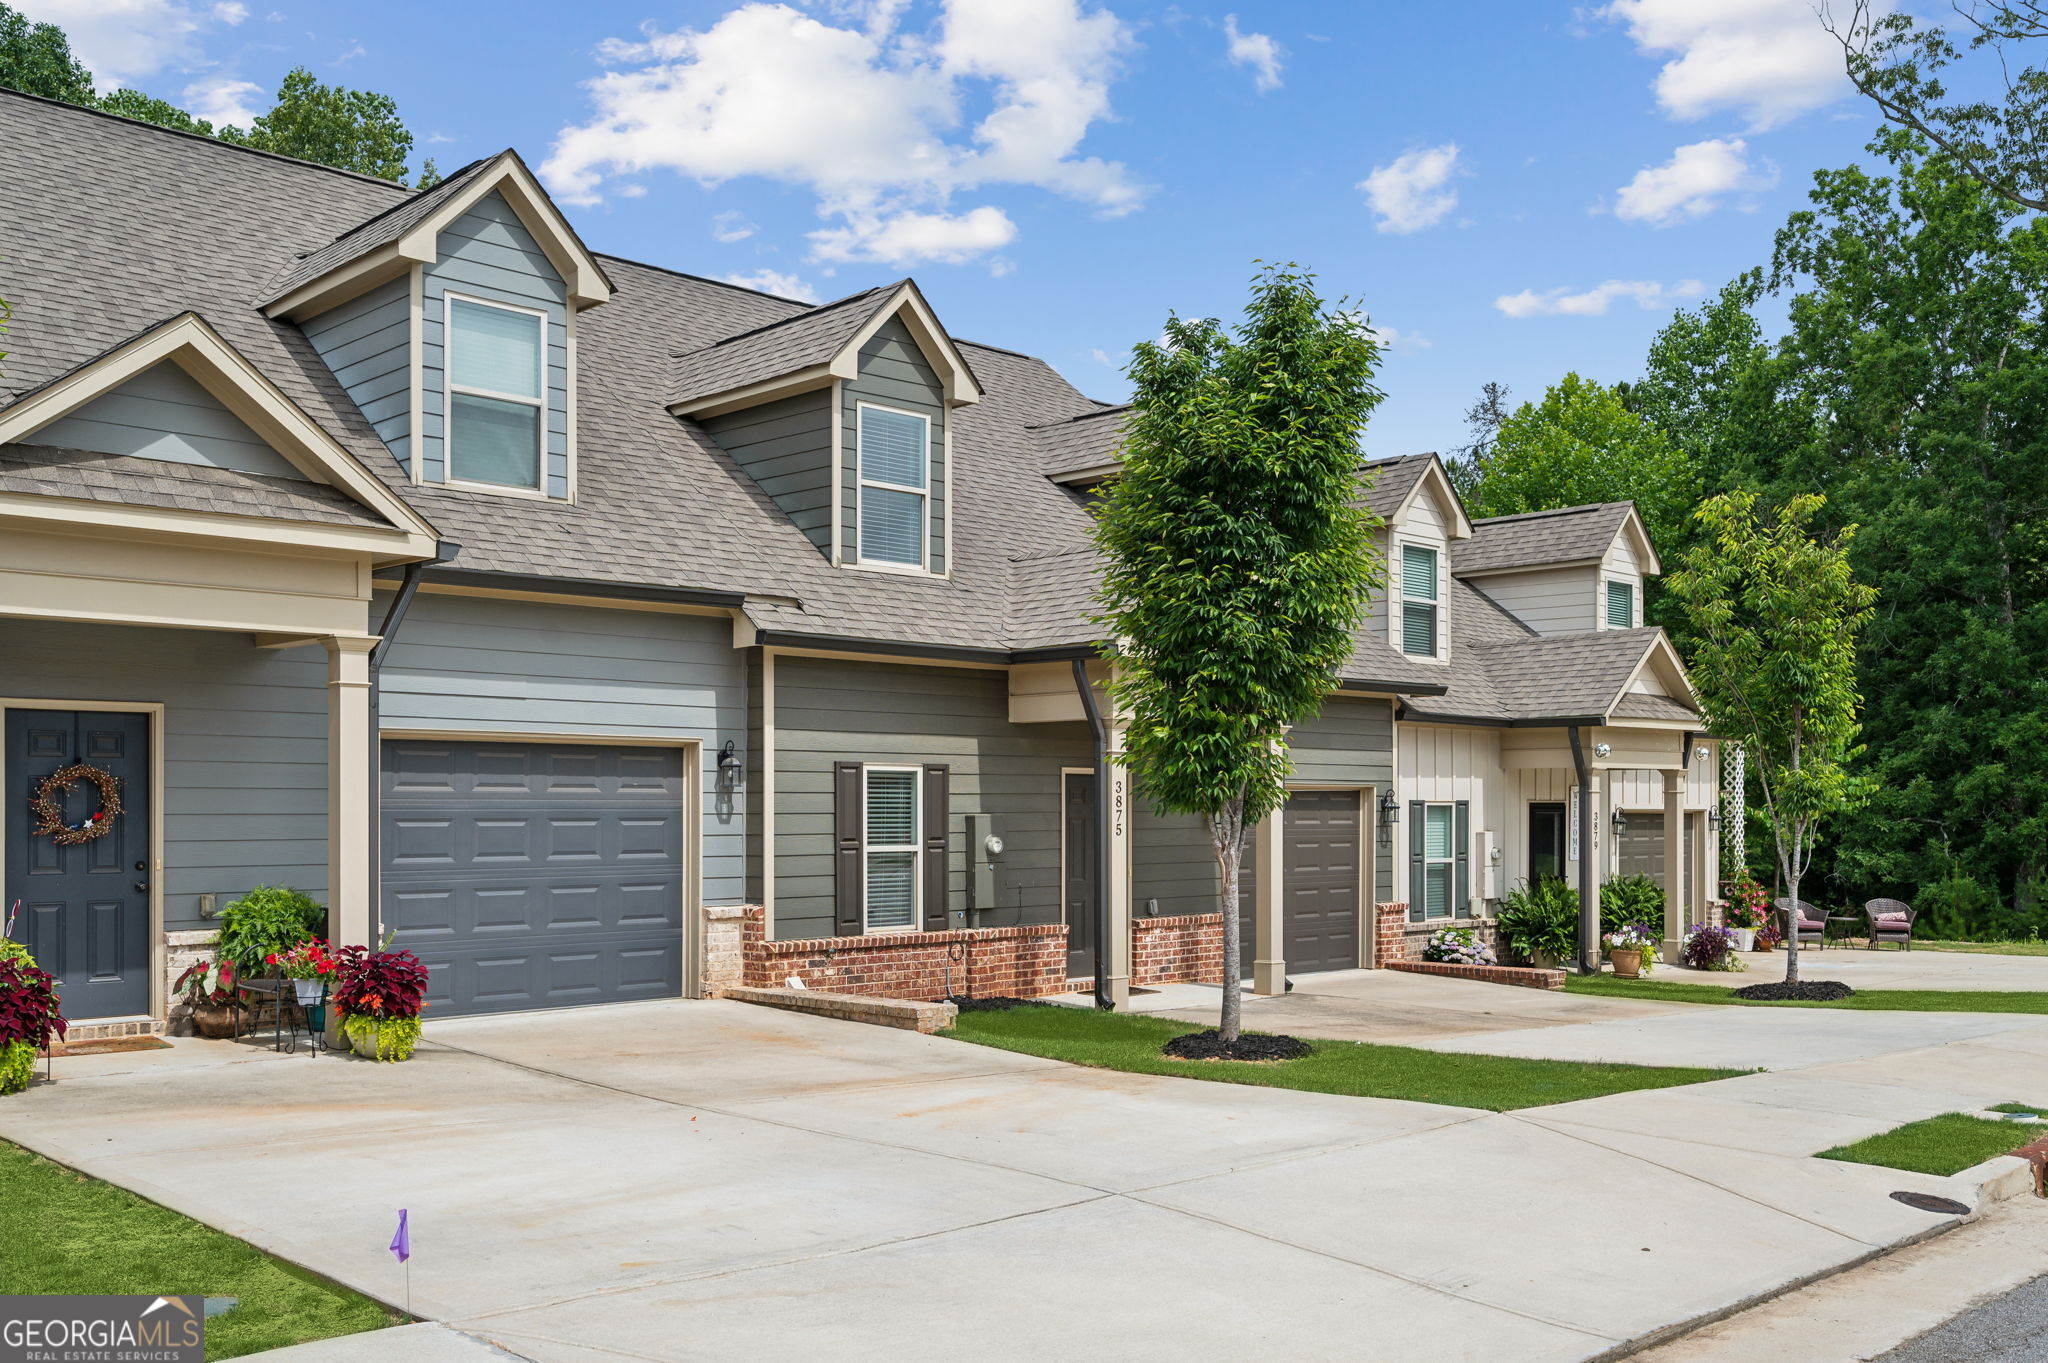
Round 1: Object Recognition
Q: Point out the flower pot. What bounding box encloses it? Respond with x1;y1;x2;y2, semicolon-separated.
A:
1610;948;1643;979
346;1017;420;1063
189;1000;239;1039
1530;950;1563;971
1729;927;1757;953
291;978;325;1007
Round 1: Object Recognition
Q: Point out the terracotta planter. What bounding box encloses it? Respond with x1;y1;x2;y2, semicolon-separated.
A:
188;1001;240;1039
1610;948;1643;979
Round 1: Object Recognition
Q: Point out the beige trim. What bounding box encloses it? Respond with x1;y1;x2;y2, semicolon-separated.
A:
1056;765;1093;953
263;242;423;327
1452;556;1605;581
0;313;439;555
1104;697;1133;1007
762;649;777;937
833;283;984;407
941;402;955;577
324;638;376;949
828;379;844;566
757;643;1008;672
671;365;834;419
1391;458;1474;540
0;491;428;560
407;263;425;484
0;698;167;1023
402;580;734;619
1614;504;1662;576
1611;633;1699;714
1047;462;1121;487
564;304;579;504
1251;806;1284;994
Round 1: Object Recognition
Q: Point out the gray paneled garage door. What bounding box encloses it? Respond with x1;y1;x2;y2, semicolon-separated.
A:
381;738;685;1017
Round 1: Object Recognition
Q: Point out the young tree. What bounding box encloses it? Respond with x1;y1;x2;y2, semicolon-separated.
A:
1093;264;1384;1046
1670;492;1875;983
224;67;414;182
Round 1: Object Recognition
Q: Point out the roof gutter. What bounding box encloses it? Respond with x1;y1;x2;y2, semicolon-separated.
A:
1071;658;1114;1012
376;565;748;610
1569;725;1598;975
366;539;461;945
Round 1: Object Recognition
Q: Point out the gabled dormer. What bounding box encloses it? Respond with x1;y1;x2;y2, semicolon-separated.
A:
1361;454;1472;667
262;151;612;503
1450;502;1660;637
671;280;981;577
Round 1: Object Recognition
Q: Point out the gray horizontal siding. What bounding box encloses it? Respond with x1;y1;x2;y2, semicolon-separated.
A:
376;593;748;904
701;390;833;557
843;317;947;573
35;362;306;480
302;276;412;469
0;618;330;931
1291;695;1395;903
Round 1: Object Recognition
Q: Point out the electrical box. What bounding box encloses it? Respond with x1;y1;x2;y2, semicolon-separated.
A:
966;813;999;914
1478;831;1501;905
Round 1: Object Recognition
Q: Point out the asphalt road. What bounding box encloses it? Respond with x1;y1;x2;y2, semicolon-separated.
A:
1877;1273;2048;1363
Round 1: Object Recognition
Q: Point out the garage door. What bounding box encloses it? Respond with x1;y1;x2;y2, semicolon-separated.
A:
1238;790;1363;975
1617;811;1696;898
381;738;686;1017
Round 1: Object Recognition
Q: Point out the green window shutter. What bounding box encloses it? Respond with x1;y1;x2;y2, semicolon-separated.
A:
833;762;864;936
1454;800;1470;916
1401;545;1439;656
1606;580;1634;628
1403;544;1438;600
921;765;951;932
1422;804;1454;919
1408;801;1426;923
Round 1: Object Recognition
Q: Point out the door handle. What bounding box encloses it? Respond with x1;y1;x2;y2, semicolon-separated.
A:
134;882;149;893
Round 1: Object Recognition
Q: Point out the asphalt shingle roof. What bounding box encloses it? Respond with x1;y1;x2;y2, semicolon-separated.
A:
1030;405;1127;478
668;284;896;409
1453;502;1632;576
258;154;496;304
1360;453;1434;521
0;442;394;527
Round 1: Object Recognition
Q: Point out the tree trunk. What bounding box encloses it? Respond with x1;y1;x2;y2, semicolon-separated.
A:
1211;797;1247;1044
1783;868;1802;985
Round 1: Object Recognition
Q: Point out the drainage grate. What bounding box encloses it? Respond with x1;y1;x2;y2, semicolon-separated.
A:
1889;1191;1971;1215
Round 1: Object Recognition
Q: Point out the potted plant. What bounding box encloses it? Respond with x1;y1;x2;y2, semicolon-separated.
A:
268;939;339;1036
1603;923;1658;978
1681;922;1746;972
1723;874;1770;951
215;885;326;976
333;944;430;1062
1495;877;1578;968
0;945;66;1095
172;958;241;1038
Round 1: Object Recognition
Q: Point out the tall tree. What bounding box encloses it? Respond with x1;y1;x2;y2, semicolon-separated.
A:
1093;265;1384;1047
1671;492;1875;984
0;3;93;104
1444;380;1511;504
224;67;414;181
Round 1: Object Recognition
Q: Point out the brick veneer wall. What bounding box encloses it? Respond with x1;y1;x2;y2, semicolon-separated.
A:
732;908;1070;1002
1371;903;1503;967
1387;961;1565;990
1132;913;1223;986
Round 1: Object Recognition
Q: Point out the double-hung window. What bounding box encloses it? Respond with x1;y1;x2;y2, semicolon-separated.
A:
857;404;929;568
1400;544;1440;657
862;766;921;932
447;296;545;491
1606;580;1635;628
1420;804;1455;918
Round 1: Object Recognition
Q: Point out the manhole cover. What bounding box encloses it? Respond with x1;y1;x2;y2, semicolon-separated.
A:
1890;1191;1970;1215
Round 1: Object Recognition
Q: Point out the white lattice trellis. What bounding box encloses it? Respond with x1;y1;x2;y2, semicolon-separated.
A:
1721;742;1746;879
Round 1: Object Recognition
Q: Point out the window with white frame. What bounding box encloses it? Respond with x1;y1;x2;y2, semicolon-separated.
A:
1420;803;1455;918
1400;544;1440;657
862;766;921;931
1606;579;1635;628
857;404;929;568
447;296;545;491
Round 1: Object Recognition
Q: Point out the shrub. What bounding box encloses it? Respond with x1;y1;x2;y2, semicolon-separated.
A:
1495;878;1578;964
1681;922;1744;971
0;1041;34;1096
1422;926;1496;967
216;886;325;974
0;956;66;1093
1600;874;1665;935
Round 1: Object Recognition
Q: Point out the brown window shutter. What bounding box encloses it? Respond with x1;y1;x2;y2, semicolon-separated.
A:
834;761;864;936
922;764;951;932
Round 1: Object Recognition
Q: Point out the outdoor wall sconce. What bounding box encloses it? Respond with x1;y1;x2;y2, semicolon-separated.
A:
1378;788;1400;829
1694;745;1710;762
1593;742;1613;759
716;739;742;782
1708;809;1723;831
1611;809;1629;835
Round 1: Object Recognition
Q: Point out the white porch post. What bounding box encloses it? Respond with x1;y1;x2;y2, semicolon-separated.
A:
1582;769;1604;968
1252;807;1286;995
1104;710;1133;1008
322;636;376;948
1662;769;1686;955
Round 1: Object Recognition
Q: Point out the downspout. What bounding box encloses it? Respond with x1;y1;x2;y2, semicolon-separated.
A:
1569;725;1597;974
365;541;459;945
1072;658;1113;1011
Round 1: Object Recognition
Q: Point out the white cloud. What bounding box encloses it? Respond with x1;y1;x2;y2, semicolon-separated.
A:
721;268;820;301
1602;0;1881;131
712;210;755;242
543;0;1139;269
1368;324;1430;353
1223;14;1282;92
181;75;263;128
1091;346;1118;366
1358;143;1460;234
1494;277;1704;318
1614;137;1776;226
16;0;243;90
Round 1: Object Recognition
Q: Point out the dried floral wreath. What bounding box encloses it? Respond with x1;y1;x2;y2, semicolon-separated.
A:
28;763;124;846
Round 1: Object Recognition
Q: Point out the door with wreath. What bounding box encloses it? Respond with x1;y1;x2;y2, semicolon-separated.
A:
4;710;152;1019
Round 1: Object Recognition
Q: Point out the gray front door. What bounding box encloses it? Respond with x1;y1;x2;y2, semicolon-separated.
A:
1062;772;1097;979
381;738;685;1017
1279;790;1362;974
1617;811;1666;887
5;709;153;1019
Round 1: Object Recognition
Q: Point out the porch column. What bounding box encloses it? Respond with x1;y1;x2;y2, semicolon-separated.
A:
1103;710;1134;1008
1662;769;1686;955
322;636;376;948
1579;769;1604;972
1252;807;1286;995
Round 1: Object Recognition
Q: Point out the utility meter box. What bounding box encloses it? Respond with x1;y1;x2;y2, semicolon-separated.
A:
966;813;1000;914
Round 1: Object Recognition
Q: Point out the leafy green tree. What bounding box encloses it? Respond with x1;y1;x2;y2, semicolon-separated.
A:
1671;492;1875;983
1444;379;1511;504
1094;265;1384;1044
98;87;216;135
223;66;413;181
0;3;94;104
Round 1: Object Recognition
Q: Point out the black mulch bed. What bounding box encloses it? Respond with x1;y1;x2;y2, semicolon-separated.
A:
1161;1029;1313;1062
1731;979;1857;1002
945;996;1047;1012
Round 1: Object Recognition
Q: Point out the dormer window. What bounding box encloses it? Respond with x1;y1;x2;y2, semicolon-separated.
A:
446;296;546;491
1606;579;1635;628
1401;543;1440;657
857;402;930;568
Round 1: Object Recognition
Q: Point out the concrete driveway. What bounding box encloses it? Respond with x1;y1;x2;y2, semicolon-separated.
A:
6;993;2043;1362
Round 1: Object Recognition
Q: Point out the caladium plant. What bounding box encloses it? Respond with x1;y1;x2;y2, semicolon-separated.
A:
0;957;67;1050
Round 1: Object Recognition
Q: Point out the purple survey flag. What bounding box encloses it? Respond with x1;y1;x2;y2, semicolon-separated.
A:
390;1209;410;1263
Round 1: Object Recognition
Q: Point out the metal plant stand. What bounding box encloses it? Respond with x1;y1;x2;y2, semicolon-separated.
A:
235;978;322;1054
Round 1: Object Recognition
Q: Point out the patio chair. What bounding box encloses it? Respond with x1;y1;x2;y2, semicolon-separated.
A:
1775;897;1828;949
1864;898;1915;951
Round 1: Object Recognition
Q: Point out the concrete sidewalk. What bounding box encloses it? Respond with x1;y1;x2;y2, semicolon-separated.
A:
6;996;2041;1363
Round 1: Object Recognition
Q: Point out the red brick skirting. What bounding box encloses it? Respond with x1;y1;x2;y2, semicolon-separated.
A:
1387;960;1566;991
1373;902;1414;966
739;909;1069;1002
1133;913;1222;986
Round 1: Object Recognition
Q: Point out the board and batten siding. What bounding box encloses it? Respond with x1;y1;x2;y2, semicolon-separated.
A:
769;656;1088;940
1397;721;1505;910
1507;761;1719;889
1471;565;1598;636
841;317;947;574
375;592;747;903
1600;532;1644;630
32;363;306;480
419;191;571;496
301;276;412;471
700;389;834;558
0;618;330;933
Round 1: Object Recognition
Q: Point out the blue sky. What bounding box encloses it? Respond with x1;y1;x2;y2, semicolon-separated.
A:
29;0;1896;454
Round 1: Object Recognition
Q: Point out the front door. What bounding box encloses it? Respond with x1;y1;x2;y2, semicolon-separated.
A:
1529;802;1566;883
1062;772;1097;979
4;710;153;1019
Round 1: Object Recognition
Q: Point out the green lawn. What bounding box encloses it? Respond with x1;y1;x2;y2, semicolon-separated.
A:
1987;1101;2048;1116
0;1140;395;1360
1563;975;2048;1013
942;1005;1741;1111
1920;939;2048;958
1819;1113;2045;1176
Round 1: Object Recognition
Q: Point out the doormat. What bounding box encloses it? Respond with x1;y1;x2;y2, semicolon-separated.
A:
46;1036;173;1057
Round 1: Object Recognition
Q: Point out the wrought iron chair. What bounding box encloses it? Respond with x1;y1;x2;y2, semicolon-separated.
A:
1775;897;1828;949
1863;898;1915;951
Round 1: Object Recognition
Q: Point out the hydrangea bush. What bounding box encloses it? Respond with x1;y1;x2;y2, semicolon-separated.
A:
1422;926;1496;966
